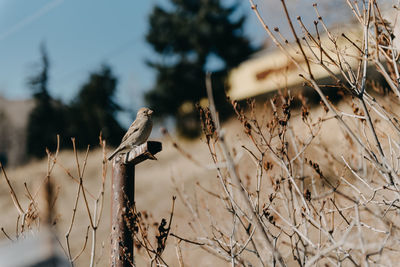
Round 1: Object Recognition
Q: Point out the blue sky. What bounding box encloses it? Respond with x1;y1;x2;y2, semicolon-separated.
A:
0;0;161;109
0;0;346;125
0;0;269;123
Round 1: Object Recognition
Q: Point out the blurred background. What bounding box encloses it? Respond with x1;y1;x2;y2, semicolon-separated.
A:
1;0;399;266
0;0;351;167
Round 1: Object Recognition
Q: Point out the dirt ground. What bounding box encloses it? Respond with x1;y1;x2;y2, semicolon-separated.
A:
0;98;395;266
0;117;251;266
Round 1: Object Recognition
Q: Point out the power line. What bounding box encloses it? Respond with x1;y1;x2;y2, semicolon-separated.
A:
0;0;64;42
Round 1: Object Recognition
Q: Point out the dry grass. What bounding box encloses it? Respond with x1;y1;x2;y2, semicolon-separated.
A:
1;92;400;266
1;1;400;266
0;122;245;266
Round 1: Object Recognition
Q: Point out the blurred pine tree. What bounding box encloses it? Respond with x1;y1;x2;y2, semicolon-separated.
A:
145;0;255;137
68;64;124;148
26;43;67;157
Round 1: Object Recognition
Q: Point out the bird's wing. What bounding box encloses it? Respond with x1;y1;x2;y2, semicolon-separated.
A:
108;126;139;160
121;120;142;143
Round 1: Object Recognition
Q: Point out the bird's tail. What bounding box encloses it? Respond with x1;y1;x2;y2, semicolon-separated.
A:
107;147;121;161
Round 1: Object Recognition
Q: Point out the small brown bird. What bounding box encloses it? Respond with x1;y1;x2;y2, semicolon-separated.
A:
108;107;153;160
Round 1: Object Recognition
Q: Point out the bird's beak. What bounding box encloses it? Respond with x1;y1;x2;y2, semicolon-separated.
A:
148;109;154;115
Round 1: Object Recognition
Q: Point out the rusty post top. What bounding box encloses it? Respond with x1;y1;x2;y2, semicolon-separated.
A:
113;141;162;165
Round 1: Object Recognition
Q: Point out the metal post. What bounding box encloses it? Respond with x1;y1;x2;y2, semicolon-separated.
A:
110;141;162;267
111;161;135;267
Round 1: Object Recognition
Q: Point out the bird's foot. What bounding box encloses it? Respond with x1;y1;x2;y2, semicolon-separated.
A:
146;152;157;160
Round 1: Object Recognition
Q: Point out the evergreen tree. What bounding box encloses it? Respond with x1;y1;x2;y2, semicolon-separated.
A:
26;43;66;157
68;65;124;148
145;0;255;136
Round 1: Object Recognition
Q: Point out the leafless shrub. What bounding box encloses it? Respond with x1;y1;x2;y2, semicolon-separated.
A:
0;135;108;266
156;1;400;266
2;1;400;266
125;196;175;266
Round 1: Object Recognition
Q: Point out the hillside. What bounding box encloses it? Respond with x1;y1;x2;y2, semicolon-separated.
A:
0;96;35;166
0;96;399;266
0;117;248;266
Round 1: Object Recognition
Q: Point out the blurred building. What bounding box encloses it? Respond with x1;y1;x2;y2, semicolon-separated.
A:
227;26;363;100
228;4;400;101
0;229;68;267
0;96;35;167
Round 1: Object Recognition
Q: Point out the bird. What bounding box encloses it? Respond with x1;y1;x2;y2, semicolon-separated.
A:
108;107;153;161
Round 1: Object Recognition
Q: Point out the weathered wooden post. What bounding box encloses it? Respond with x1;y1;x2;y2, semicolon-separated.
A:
110;141;162;267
